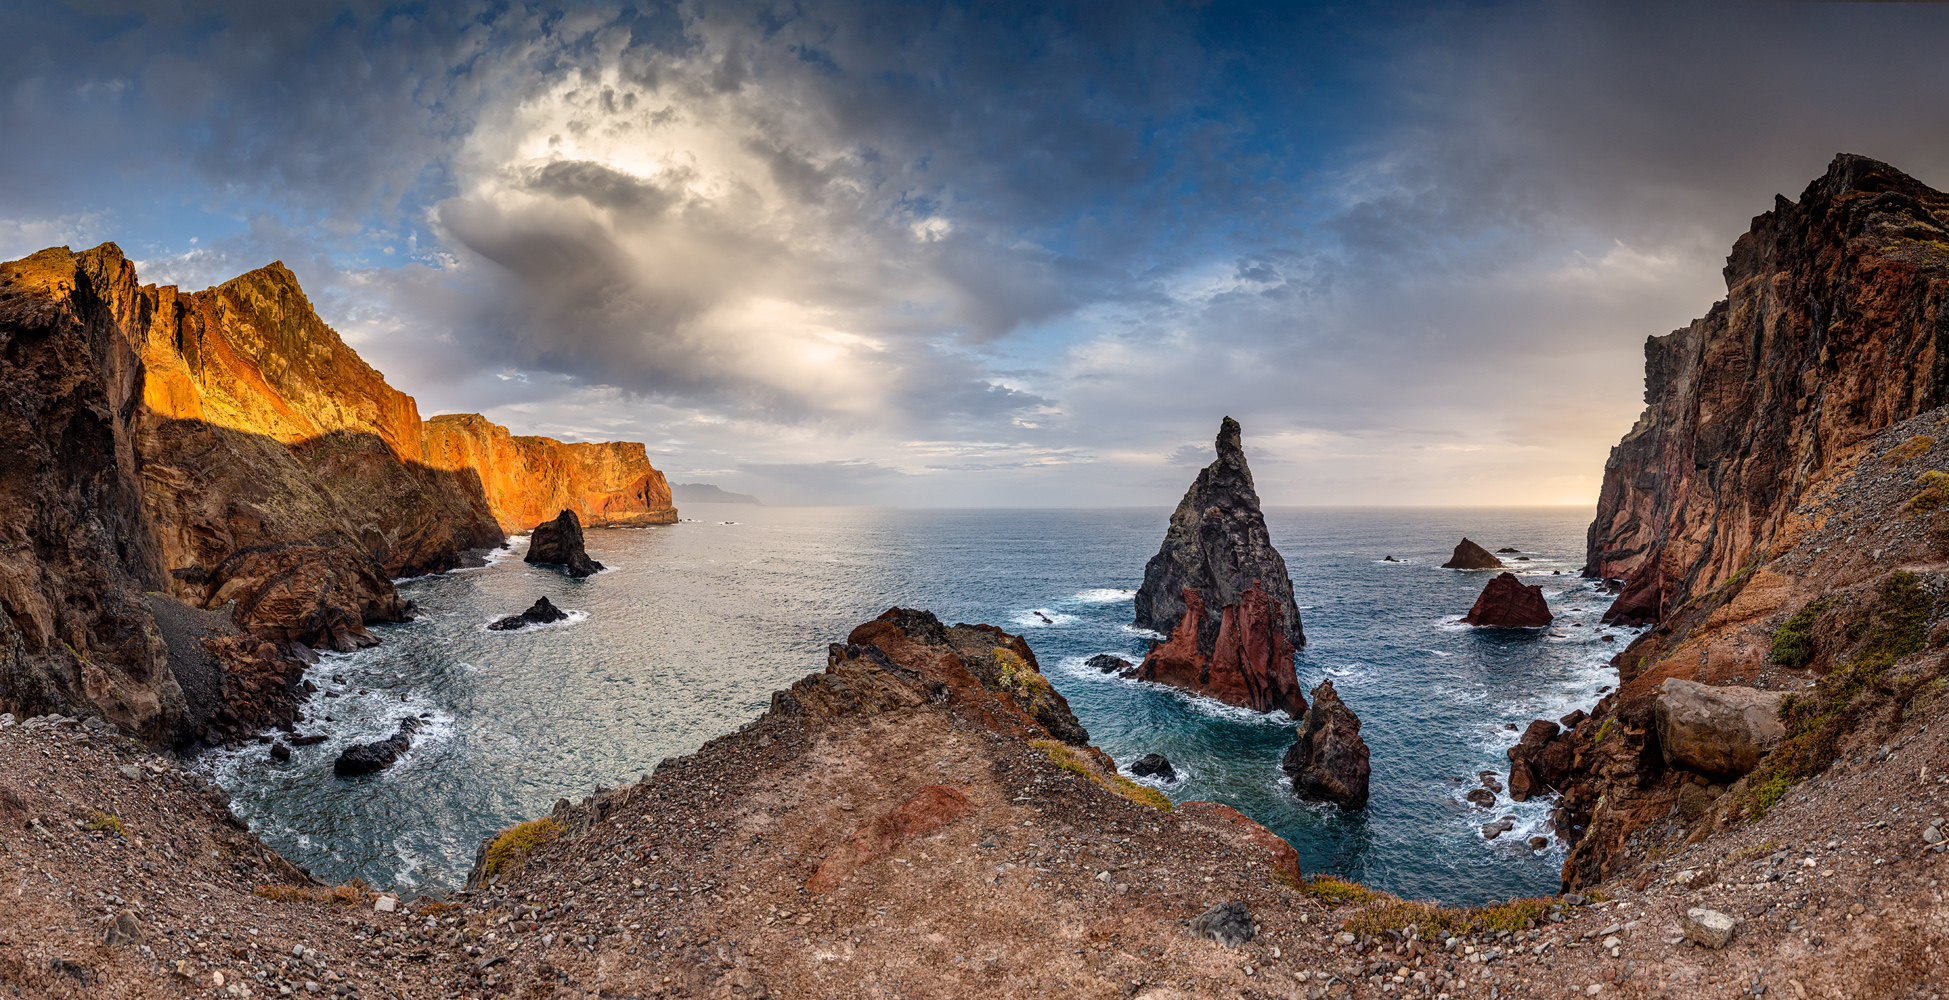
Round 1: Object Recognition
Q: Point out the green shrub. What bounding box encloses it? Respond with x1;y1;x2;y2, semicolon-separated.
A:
1303;876;1379;905
1029;740;1171;811
482;818;563;881
1769;598;1828;669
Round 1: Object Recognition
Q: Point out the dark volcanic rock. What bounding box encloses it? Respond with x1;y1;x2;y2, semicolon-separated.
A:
289;734;327;746
269;742;290;762
1461;572;1554;627
1130;754;1176;780
333;717;423;776
1190;901;1255;947
1441;538;1505;570
488;596;570;631
1133;417;1303;649
526;509;604;577
1506;718;1573;802
1085;654;1134;675
1495;547;1521;553
1281;679;1371;810
1136;586;1307;715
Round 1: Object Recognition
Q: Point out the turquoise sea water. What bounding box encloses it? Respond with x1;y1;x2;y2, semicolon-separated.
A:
202;505;1634;905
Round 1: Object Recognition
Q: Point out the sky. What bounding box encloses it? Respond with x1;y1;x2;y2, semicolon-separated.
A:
7;2;1949;506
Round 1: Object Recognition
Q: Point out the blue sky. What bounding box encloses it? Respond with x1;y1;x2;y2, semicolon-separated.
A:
7;1;1949;505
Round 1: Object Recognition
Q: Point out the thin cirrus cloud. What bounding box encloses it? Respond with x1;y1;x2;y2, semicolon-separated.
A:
5;2;1949;505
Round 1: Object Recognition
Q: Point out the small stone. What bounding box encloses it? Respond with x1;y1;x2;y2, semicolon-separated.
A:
1096;870;1112;883
1601;935;1620;949
1684;907;1736;949
374;895;398;913
101;911;144;946
1562;893;1588;906
1924;825;1943;845
305;981;321;993
118;764;142;781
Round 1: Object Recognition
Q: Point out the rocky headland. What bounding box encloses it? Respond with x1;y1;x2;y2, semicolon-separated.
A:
0;243;676;746
1132;417;1307;714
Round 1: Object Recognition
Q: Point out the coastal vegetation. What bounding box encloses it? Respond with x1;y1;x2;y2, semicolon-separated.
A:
481;818;563;881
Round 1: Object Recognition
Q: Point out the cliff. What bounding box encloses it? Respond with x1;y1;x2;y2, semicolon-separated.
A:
1543;156;1949;892
1586;154;1949;624
0;243;675;737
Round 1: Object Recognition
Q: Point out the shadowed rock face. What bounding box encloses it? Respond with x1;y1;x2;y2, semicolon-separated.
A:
1281;679;1370;810
488;596;570;631
1462;572;1554;627
1442;538;1505;570
1586;154;1949;625
1134;417;1303;649
1135;586;1306;715
526;510;604;578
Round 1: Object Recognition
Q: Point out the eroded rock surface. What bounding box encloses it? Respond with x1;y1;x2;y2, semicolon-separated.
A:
1281;679;1370;810
1653;678;1787;777
1461;572;1553;627
525;510;603;578
1133;417;1303;648
1136;586;1306;715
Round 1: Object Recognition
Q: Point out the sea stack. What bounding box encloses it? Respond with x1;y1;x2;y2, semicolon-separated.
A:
1281;679;1370;810
1461;572;1553;627
1132;417;1305;715
1442;538;1505;570
526;509;604;577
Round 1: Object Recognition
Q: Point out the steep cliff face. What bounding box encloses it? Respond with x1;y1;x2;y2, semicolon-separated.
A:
0;246;181;740
421;414;676;531
1587;154;1949;624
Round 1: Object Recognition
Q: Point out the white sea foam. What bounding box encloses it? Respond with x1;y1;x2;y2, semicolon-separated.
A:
1120;624;1167;641
1069;588;1135;605
477;608;591;633
1009;609;1078;629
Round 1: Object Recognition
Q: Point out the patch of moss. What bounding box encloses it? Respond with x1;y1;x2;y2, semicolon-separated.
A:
482;818;563;881
1905;470;1949;515
994;647;1052;698
1342;897;1554;937
83;812;124;836
1593;718;1615;744
1303;876;1379;905
1029;739;1172;811
1768;598;1829;669
1888;435;1936;464
1746;571;1933;819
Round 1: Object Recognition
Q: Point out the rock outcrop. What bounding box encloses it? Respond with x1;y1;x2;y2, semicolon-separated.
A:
0;242;678;741
1130;753;1176;780
332;717;423;776
525;510;604;577
1506;718;1577;803
1131;418;1304;712
488;597;570;631
1134;417;1302;647
1135;586;1307;715
1442;538;1505;570
1653;679;1787;777
1461;572;1553;627
1281;679;1370;810
1586;155;1949;625
421;414;676;531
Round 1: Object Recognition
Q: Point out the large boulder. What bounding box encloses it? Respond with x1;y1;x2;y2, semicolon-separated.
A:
1442;538;1505;570
1506;718;1575;801
1133;417;1303;649
1653;678;1787;776
1462;573;1553;627
1281;679;1370;810
525;509;604;578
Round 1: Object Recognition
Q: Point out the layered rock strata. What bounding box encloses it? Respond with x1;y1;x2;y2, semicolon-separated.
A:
1586;154;1949;625
525;509;604;577
1132;418;1304;712
0;242;676;740
1281;679;1370;810
1461;572;1553;627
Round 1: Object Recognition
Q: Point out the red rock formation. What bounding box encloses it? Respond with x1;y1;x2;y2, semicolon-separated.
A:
421;413;675;531
1136;586;1306;716
1462;572;1553;627
1586;154;1949;624
1442;538;1505;570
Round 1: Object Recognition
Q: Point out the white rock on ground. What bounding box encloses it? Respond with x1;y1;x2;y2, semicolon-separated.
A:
1684;907;1736;949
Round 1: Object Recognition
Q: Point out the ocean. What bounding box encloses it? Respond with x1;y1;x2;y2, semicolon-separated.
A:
200;505;1633;906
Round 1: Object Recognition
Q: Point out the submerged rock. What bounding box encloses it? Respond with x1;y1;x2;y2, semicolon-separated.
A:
1130;754;1176;780
1085;653;1134;675
333;717;423;776
1441;538;1505;570
526;509;604;578
1133;416;1304;651
488;596;570;631
1461;572;1553;627
1281;679;1371;810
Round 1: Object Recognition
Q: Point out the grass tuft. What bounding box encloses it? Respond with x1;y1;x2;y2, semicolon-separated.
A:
482;818;563;881
1887;435;1936;464
1906;470;1949;515
1303;876;1379;905
1029;739;1172;811
1768;598;1829;669
83;812;124;836
1342;897;1554;937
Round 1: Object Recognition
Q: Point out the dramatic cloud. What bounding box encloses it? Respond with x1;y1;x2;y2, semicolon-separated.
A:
6;1;1949;504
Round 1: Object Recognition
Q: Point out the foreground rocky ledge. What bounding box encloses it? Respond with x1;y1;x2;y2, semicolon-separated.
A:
3;607;1943;999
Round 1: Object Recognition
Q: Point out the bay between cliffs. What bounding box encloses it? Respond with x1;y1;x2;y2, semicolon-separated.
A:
201;504;1635;906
